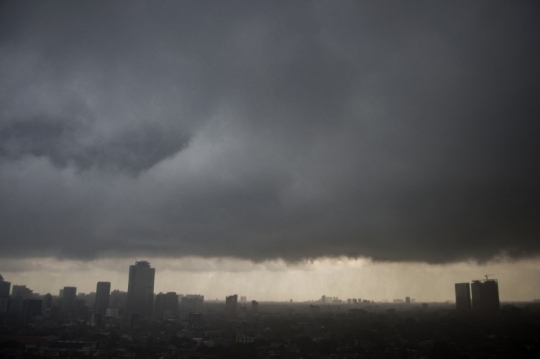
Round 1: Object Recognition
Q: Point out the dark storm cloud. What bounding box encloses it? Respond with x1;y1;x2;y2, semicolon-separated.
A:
0;115;189;172
1;0;540;263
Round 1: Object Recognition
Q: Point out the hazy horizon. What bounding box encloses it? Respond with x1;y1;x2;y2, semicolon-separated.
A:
3;257;540;303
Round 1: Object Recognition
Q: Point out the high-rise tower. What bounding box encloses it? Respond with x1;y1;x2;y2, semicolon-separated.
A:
95;282;111;316
455;282;472;311
126;261;155;321
225;294;238;317
471;279;500;315
62;286;77;317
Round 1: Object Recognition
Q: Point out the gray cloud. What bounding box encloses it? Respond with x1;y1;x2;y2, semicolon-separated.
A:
1;1;540;263
0;115;190;172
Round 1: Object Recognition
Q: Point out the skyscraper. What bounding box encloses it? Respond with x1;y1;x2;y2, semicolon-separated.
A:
62;286;77;318
225;294;238;317
95;282;111;316
126;261;155;321
481;279;500;314
455;282;472;311
471;280;482;311
471;279;500;315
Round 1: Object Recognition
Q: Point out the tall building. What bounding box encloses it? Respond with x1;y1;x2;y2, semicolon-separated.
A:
0;275;10;298
95;282;111;316
455;282;472;311
163;292;178;318
471;280;482;311
482;279;501;313
126;261;155;321
251;300;259;314
471;279;500;315
225;294;238;317
62;286;77;317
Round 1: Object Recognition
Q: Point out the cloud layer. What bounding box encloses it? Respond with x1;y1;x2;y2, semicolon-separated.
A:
1;1;540;263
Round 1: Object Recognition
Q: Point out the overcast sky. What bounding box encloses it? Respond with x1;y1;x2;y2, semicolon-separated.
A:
1;1;540;299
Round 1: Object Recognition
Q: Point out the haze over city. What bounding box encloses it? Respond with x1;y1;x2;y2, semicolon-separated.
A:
2;0;540;303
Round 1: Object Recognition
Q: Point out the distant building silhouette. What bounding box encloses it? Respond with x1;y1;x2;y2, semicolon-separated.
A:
61;286;77;317
0;275;10;298
109;289;127;311
405;296;411;304
251;300;259;314
94;282;111;316
179;294;203;317
180;294;204;307
43;293;53;312
225;294;238;317
163;292;178;317
471;279;500;315
0;275;10;314
455;282;472;311
12;285;32;299
155;292;178;320
126;260;155;322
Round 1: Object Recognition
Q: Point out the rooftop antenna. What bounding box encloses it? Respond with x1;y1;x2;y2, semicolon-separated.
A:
484;274;494;280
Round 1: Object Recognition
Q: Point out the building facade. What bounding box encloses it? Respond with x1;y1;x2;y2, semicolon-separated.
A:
225;294;238;317
155;292;178;320
126;261;155;321
0;275;10;298
95;282;111;316
455;282;472;311
62;286;77;318
471;279;500;315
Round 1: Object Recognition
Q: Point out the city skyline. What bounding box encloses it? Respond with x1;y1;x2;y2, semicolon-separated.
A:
1;1;540;303
0;266;531;358
2;257;538;303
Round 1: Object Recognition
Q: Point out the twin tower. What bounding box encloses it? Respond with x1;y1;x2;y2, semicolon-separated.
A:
455;278;500;315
